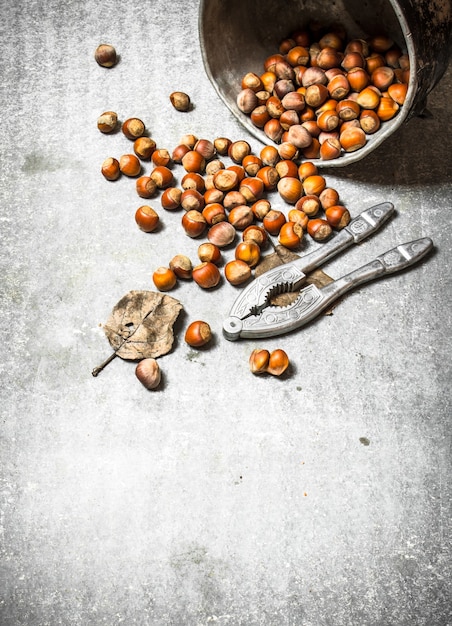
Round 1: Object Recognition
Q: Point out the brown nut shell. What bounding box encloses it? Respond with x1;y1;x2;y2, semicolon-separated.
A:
184;321;212;347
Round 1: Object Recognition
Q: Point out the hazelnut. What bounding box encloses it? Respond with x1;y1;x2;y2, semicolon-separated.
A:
264;119;284;143
251;199;271;220
152;267;177;291
207;221;236;247
170;91;191;112
101;157;120;181
169;254;192;279
242;155;263;177
198;242;222;265
339;126;367;152
135;358;161;390
260;145;280;167
180;189;205;212
298;161;318;181
235;241;260;268
319;187;340;210
150;165;173;189
302;175;326;196
202;203;227;225
151;149;172;168
181;172;205;193
192;262;221;289
277;177;303;204
184;321;212;347
223;191;247;211
242;225;268;247
213;169;239;192
288;208;309;230
135;205;159;233
194;139;216;161
122;118;145;141
119;154;141;177
205;159;225;176
136;176;157;199
267;349;290;376
97;111;118;133
134;137;157;160
278;221;303;249
257;165;280;191
287;124;313;149
181;150;206;173
228;140;252;164
172;144;191;164
214;137;232;155
241;72;264;91
237;88;258;114
228;205;254;231
249;349;270;374
325;205;351;229
376;96;399;121
224;259;252;286
286;46;310;67
239;177;265;203
181;210;207;238
161;187;182;210
295;195;321;217
180;134;198;148
359;110;381;134
263;210;286;235
94;44;117;68
307;218;333;241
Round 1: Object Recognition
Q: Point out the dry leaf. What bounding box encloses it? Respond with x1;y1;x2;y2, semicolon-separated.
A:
92;290;183;376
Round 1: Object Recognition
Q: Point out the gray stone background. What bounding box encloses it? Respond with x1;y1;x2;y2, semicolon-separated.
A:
1;1;451;624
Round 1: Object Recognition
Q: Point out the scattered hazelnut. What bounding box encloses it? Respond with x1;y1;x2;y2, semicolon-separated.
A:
119;154;141;177
97;111;118;133
181;210;207;238
207;221;236;248
198;242;221;265
122;118;146;141
169;254;192;279
235;241;260;268
161;187;182;210
101;157;120;181
307;218;333;241
152;266;177;291
249;349;270;374
192;262;221;289
134;137;156;160
136;176;158;199
170;91;191;112
94;44;117;68
184;321;212;347
135;358;161;390
135;206;159;233
150;165;173;189
224;259;252;285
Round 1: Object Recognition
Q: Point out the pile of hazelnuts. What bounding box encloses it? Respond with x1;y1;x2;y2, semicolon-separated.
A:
97;89;299;385
236;26;409;162
99;115;350;292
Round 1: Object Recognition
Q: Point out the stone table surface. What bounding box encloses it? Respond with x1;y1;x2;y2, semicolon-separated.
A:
1;1;451;625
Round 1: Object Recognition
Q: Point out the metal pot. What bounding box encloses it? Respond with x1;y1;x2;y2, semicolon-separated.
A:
199;0;452;167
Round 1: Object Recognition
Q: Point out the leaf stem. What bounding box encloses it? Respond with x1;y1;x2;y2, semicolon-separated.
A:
92;352;117;377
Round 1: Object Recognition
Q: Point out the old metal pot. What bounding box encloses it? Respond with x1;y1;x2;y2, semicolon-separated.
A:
199;0;452;167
